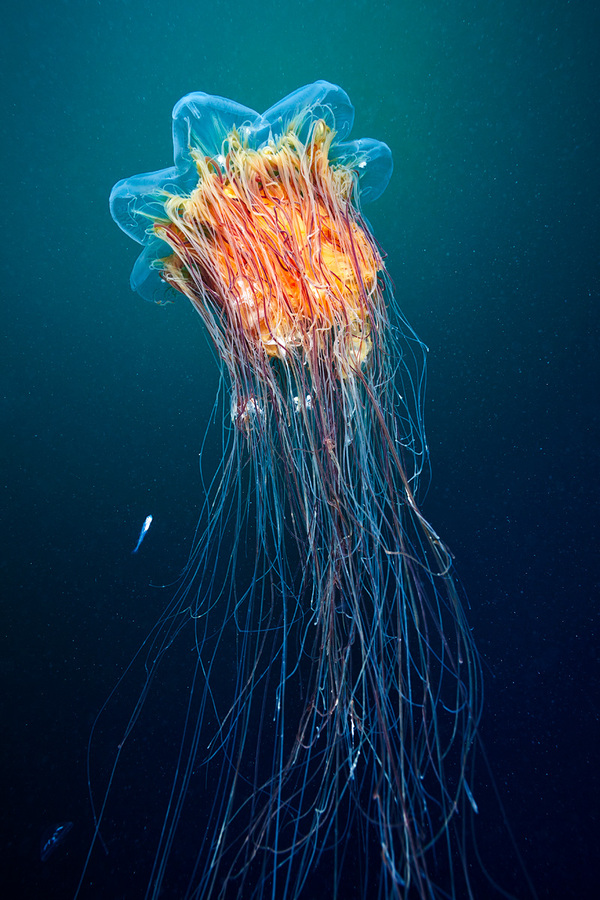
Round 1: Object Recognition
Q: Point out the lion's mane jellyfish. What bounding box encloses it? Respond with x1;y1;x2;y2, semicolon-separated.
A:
85;82;483;900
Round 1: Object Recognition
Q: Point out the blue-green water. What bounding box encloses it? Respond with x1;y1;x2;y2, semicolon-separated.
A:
1;1;598;898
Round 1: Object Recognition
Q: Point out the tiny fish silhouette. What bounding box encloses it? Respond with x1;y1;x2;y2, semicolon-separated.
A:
40;821;73;862
132;514;153;553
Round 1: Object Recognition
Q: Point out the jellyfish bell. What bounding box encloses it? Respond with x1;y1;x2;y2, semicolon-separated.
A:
149;115;381;395
89;82;493;900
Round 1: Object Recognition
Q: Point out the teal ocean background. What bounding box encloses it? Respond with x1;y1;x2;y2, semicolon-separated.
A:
2;1;597;897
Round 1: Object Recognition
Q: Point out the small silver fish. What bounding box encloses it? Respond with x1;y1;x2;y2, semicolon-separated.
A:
132;515;153;554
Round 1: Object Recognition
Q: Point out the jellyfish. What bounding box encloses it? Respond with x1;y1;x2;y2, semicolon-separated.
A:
86;82;484;900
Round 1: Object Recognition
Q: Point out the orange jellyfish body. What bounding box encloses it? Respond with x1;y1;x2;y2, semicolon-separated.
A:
155;121;379;369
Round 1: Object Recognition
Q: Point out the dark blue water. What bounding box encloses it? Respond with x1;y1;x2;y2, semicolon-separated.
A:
2;1;598;898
